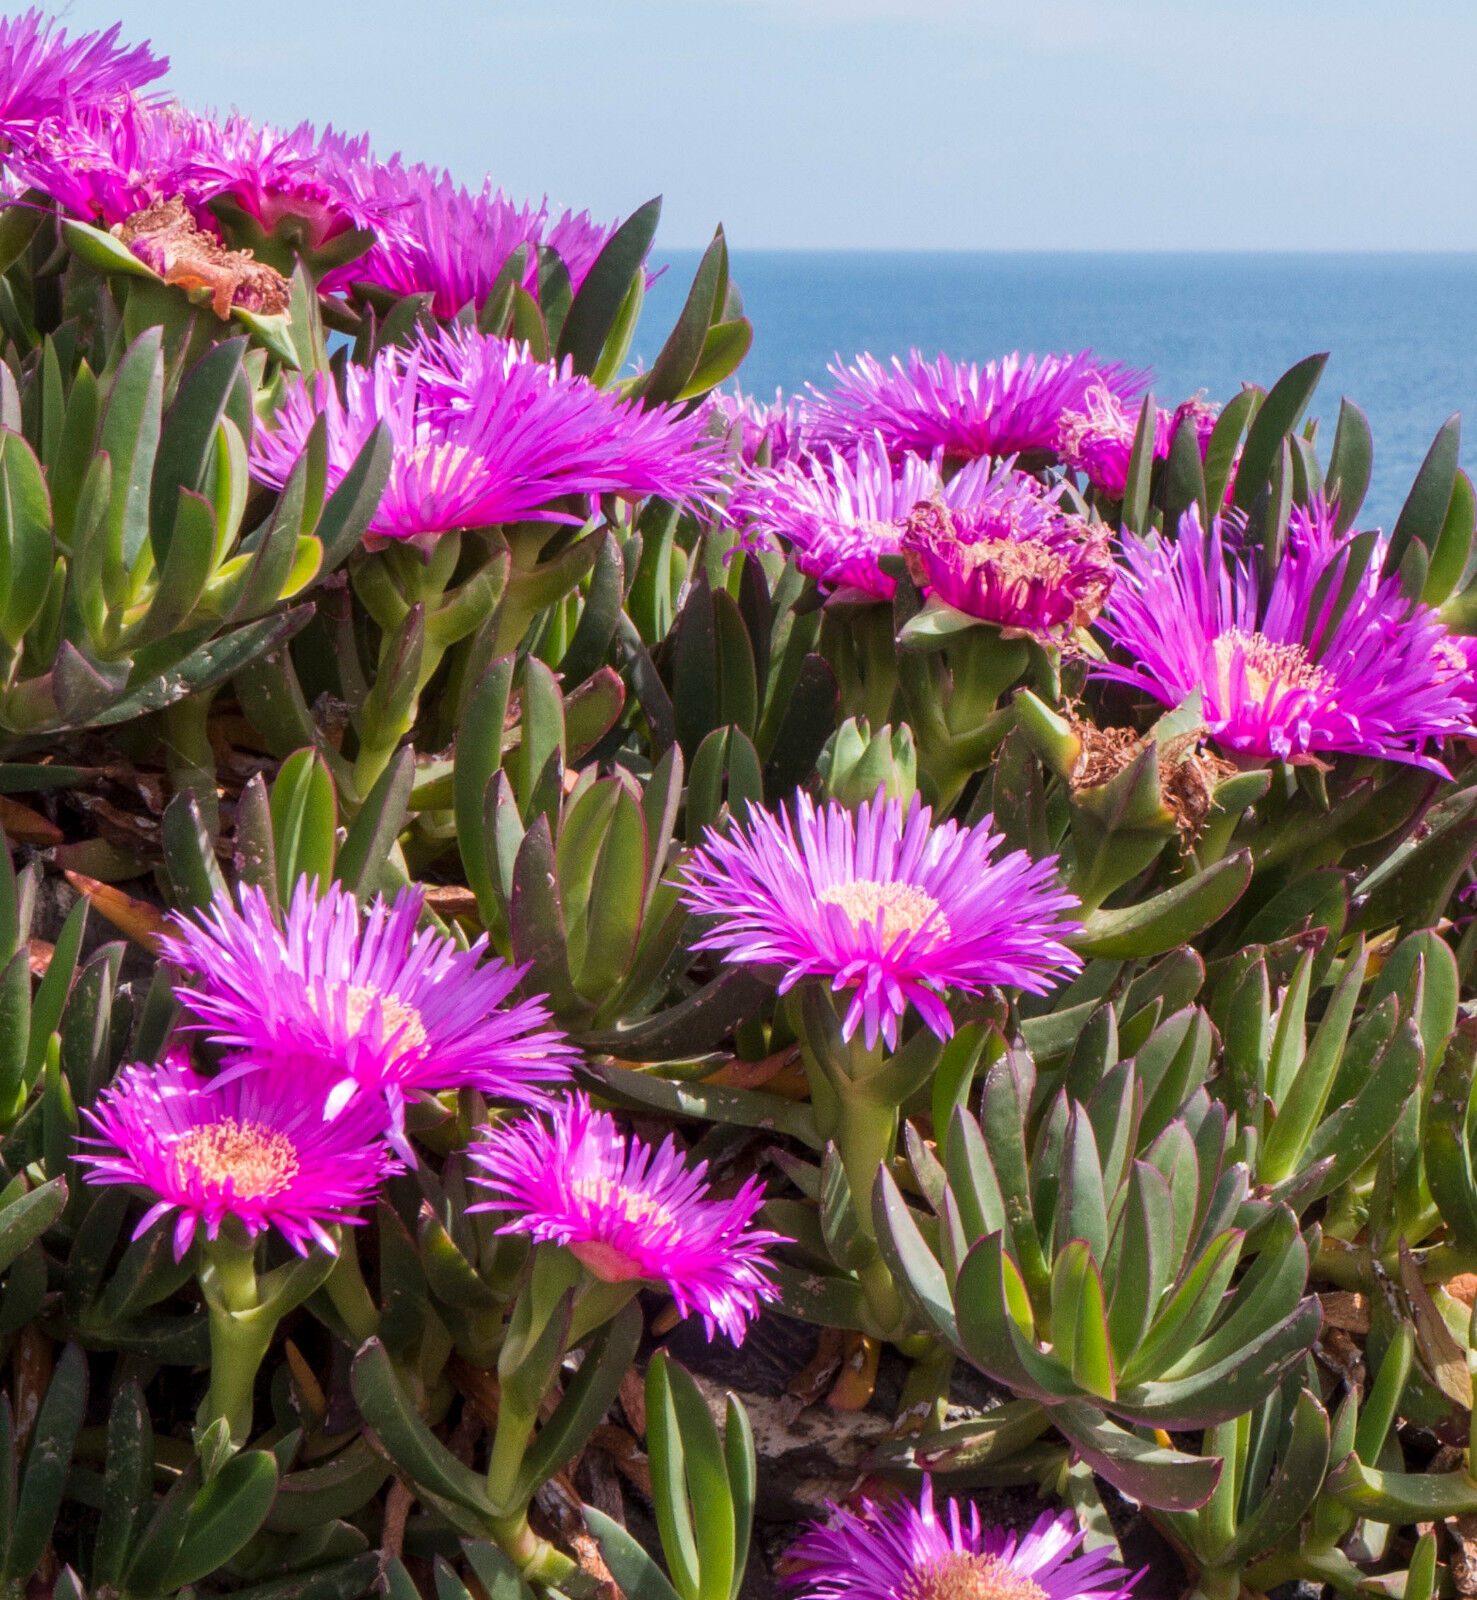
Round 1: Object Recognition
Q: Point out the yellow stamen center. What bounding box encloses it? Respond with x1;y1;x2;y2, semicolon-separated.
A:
1213;629;1331;706
408;441;477;479
818;879;949;946
171;1118;299;1199
312;984;428;1052
902;1552;1047;1600
1435;636;1468;675
566;1176;676;1283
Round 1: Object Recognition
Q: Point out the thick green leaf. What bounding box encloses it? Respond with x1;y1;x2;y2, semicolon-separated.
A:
1231;354;1327;514
349;1339;492;1518
639;229;727;406
6;1342;87;1580
1386;413;1461;576
271;747;338;902
161;1450;279;1589
1325;398;1373;536
558;198;661;374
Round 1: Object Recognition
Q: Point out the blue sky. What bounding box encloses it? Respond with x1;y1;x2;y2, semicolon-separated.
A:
48;0;1477;250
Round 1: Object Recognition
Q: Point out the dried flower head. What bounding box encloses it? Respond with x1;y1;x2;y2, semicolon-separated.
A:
117;195;289;316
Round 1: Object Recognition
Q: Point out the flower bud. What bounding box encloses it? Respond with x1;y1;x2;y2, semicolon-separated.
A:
818;717;917;809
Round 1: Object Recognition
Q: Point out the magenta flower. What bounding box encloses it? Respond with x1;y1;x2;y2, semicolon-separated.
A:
469;1094;782;1345
732;437;943;601
173;112;382;249
708;387;808;468
0;10;164;143
1097;505;1476;769
5;97;181;224
77;1052;397;1260
157;880;576;1142
333;159;614;312
681;792;1080;1049
1058;388;1219;499
807;349;1147;466
733;437;1016;602
786;1480;1138;1600
252;328;720;543
901;463;1114;638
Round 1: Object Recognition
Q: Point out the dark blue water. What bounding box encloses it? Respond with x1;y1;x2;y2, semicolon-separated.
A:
638;252;1477;530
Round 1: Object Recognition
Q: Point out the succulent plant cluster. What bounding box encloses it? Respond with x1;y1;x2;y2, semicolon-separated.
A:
0;10;1474;1600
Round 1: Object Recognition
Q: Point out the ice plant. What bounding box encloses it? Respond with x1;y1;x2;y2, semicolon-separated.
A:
78;1051;400;1443
682;790;1081;1050
335;160;614;312
252;327;720;543
709;385;808;467
5;95;180;225
77;1050;395;1260
733;437;943;601
786;1480;1138;1600
1097;505;1476;769
807;349;1147;465
157;878;576;1143
1057;388;1219;499
0;9;164;143
172;111;382;252
470;1092;781;1345
733;436;1022;603
900;464;1115;638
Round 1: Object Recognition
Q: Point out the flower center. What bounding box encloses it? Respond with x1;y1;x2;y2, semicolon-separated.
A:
571;1176;678;1231
171;1118;299;1199
818;879;949;946
313;984;429;1052
566;1176;677;1282
1213;629;1332;705
902;1552;1048;1600
955;535;1071;589
409;440;477;479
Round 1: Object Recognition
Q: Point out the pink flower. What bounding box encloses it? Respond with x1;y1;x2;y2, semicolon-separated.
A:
0;10;164;144
157;880;576;1144
787;1480;1138;1600
681;792;1081;1049
470;1094;782;1345
808;349;1147;465
332;159;615;312
251;327;721;544
900;463;1114;637
1098;505;1477;769
78;1052;397;1260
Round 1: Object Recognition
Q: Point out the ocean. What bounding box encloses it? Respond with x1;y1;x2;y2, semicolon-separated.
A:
638;251;1477;531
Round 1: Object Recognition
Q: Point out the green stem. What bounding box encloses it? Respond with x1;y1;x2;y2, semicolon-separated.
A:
199;1231;272;1445
943;629;1028;736
163;688;219;836
1314;1237;1477;1291
484;1393;540;1514
800;1012;909;1338
895;1343;955;1432
321;1235;379;1345
488;1512;578;1586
